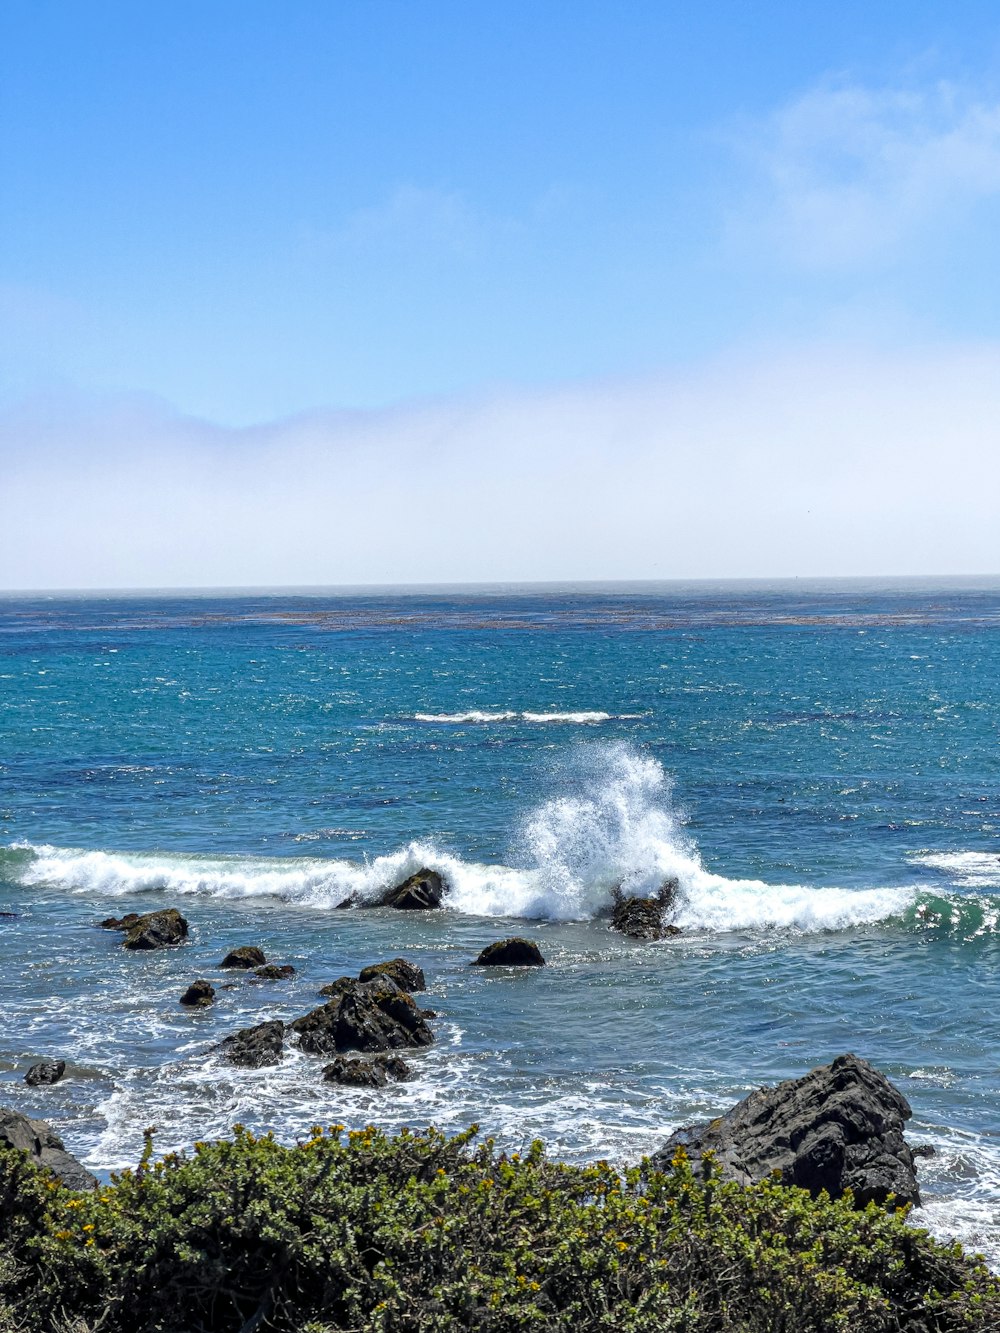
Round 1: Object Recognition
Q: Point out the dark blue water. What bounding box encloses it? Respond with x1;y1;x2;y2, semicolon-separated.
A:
2;581;1000;1259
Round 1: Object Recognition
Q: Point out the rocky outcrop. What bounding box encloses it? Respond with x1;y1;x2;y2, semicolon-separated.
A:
101;912;141;931
221;1019;285;1068
179;980;215;1007
380;869;445;910
121;908;188;950
292;975;434;1055
471;938;546;967
220;946;266;969
652;1054;921;1208
318;975;355;999
0;1107;96;1191
358;958;426;992
610;879;681;941
24;1060;66;1086
254;964;296;980
322;1055;412;1087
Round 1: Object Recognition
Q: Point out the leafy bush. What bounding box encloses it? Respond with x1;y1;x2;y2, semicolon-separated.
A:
1;1124;997;1332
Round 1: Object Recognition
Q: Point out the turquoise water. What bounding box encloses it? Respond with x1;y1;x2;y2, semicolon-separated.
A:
3;581;1000;1259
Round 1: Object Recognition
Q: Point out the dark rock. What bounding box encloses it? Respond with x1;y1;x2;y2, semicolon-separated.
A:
221;1019;285;1068
101;912;140;931
318;975;356;998
292;975;434;1055
334;894;358;910
652;1053;921;1208
179;979;215;1007
0;1106;97;1191
122;908;188;950
322;1054;413;1087
379;868;445;911
471;938;546;967
254;964;296;980
24;1060;66;1087
358;958;426;992
219;946;266;969
610;880;681;941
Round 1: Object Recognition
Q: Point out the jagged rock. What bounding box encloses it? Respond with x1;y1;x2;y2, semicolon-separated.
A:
0;1107;97;1191
292;975;434;1055
221;1019;285;1068
318;975;356;998
254;964;295;980
100;912;141;931
179;979;215;1007
219;946;266;969
652;1054;921;1208
610;880;681;940
122;908;188;950
471;938;546;967
379;869;445;910
24;1060;66;1086
322;1054;412;1087
358;958;426;992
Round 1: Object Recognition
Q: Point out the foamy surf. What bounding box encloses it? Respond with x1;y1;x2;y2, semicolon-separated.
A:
911;850;1000;889
7;746;915;931
411;710;644;724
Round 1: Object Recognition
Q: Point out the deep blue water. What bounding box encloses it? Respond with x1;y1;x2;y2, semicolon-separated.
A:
2;581;1000;1259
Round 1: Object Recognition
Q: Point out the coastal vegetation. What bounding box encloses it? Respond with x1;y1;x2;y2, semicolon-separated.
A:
2;1122;998;1333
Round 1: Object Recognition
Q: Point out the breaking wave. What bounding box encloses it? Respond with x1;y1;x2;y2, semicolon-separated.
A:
5;745;917;932
411;710;643;724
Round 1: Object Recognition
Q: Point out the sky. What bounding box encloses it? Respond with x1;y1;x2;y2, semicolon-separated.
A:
2;0;1000;587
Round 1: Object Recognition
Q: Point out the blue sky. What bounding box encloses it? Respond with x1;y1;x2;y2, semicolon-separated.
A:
3;2;1000;585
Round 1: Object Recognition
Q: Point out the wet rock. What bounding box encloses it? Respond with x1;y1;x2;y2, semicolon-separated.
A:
221;1019;285;1068
122;908;188;950
322;1054;412;1087
379;868;445;910
292;975;434;1055
652;1053;921;1208
179;979;215;1007
610;880;681;941
254;964;296;980
471;938;546;967
100;912;141;931
219;946;267;969
0;1107;97;1191
24;1059;66;1086
318;975;356;998
358;958;426;992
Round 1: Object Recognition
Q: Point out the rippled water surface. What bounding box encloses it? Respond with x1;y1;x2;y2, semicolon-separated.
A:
2;580;1000;1261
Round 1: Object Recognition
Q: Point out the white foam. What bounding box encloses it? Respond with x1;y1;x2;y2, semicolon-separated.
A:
9;745;917;932
412;710;640;724
911;851;1000;889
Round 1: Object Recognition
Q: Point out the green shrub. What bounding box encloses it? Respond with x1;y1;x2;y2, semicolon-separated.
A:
1;1124;997;1332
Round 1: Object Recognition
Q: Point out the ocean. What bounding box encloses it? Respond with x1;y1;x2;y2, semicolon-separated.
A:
2;580;1000;1261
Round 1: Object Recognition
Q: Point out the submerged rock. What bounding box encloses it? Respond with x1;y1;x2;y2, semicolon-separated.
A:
322;1054;412;1087
179;979;215;1007
221;1019;285;1068
122;908;188;950
0;1107;97;1191
292;975;434;1055
379;869;445;910
471;938;546;967
24;1059;66;1087
652;1053;921;1208
610;879;681;941
358;958;426;992
100;912;141;931
254;964;296;980
220;946;267;969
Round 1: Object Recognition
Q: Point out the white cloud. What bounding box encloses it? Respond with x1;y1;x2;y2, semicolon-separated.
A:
2;339;999;589
730;80;1000;267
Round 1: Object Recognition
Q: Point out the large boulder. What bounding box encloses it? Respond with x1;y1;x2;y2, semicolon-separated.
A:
379;869;445;910
652;1054;921;1208
221;1019;285;1068
220;946;266;969
471;938;546;967
358;958;426;992
24;1060;66;1086
179;979;215;1008
254;964;295;981
122;908;188;950
0;1107;97;1191
610;879;681;941
291;976;434;1055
